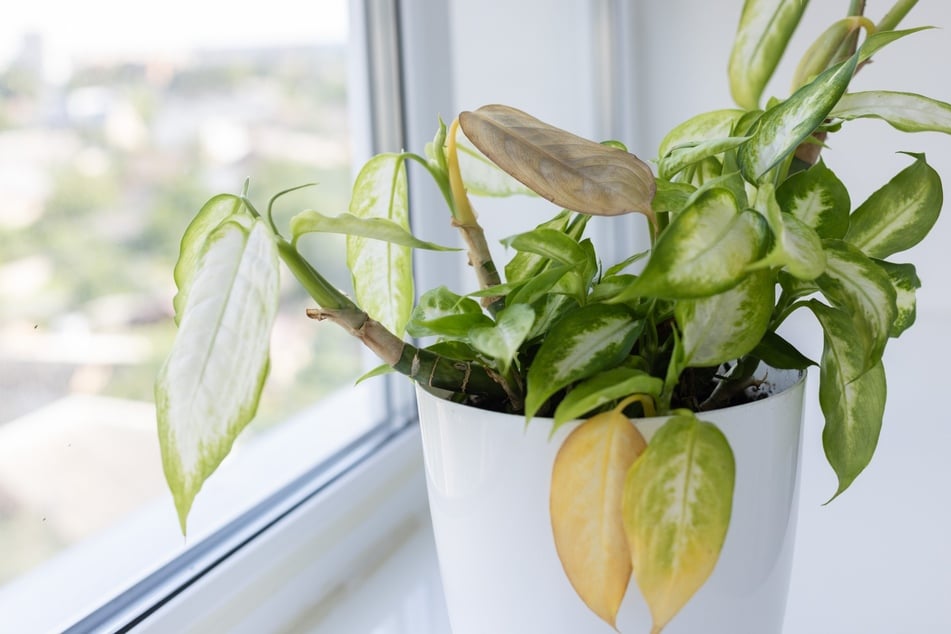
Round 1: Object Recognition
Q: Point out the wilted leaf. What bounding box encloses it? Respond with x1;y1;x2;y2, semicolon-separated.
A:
347;153;412;336
843;153;943;259
623;413;735;633
550;401;647;627
525;304;643;420
459;105;656;221
157;219;280;533
728;0;809;109
454;128;538;197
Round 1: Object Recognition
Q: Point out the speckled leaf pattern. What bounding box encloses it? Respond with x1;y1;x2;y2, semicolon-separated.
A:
738;52;858;180
875;260;921;338
156;219;280;533
406;286;492;339
525;304;642;420
347;153;412;336
616;188;768;300
459;105;656;221
656;109;746;162
830;90;951;134
550;402;647;628
676;268;775;367
809;301;886;499
728;0;809;109
775;160;850;239
754;183;827;280
623;413;735;633
843;154;943;259
658;136;749;180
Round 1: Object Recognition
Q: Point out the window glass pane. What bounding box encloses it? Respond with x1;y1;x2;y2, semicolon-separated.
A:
0;0;360;590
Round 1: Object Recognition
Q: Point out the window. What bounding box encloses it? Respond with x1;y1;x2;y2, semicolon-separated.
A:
0;0;424;629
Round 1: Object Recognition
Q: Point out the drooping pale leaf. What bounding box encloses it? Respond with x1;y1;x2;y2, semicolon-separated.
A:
347;153;412;336
156;219;280;533
502;228;587;267
738;51;858;181
658;136;750;181
505;211;573;283
728;0;809;109
677;269;775;367
776;159;850;239
406;286;493;339
623;413;735;633
843;153;943;259
454;128;538;197
830;90;951;135
172;194;248;323
875;260;921;338
751;330;817;370
809;301;886;499
550;405;647;627
816;240;897;370
553;368;663;431
525;304;643;420
458;105;656;221
468;303;535;374
657;110;746;162
752;183;827;280
290;210;458;251
791;17;868;90
615;188;769;300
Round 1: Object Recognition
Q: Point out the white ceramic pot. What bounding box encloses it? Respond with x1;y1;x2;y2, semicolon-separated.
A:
416;368;806;634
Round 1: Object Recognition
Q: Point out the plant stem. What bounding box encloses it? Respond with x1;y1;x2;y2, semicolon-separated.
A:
446;119;504;312
277;239;356;310
877;0;917;32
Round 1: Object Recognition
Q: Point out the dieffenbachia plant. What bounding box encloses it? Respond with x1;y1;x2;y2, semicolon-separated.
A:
156;0;948;630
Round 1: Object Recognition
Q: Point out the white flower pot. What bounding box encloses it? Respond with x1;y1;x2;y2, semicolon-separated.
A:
416;368;806;633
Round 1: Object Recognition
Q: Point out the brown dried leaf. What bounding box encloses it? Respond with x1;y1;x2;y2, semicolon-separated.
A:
550;404;648;627
459;105;656;222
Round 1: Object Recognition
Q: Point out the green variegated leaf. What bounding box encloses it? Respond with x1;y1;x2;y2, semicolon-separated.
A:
858;27;934;64
459;105;656;220
616;188;769;300
623;413;735;632
553;368;664;430
728;0;809;109
752;183;827;280
503;228;586;266
677;269;775;367
751;330;817;370
468;303;535;373
156;219;280;533
830;91;951;134
657;109;746;160
875;260;921;337
172;194;249;323
738;51;858;181
843;154;943;259
658;136;750;181
290;210;458;251
817;240;897;369
347;153;412;336
809;301;886;499
776;159;850;238
525;304;643;420
406;286;493;339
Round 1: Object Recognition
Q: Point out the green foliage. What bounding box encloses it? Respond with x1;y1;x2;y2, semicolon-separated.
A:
158;1;950;624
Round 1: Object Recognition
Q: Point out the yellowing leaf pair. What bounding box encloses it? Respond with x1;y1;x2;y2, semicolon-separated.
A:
551;405;735;633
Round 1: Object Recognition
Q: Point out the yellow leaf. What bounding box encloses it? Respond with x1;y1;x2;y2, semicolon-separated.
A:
550;398;648;627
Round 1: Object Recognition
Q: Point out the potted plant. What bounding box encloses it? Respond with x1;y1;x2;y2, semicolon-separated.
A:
155;0;948;632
